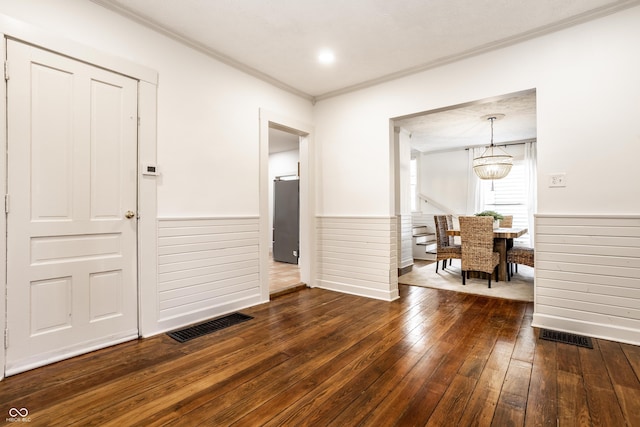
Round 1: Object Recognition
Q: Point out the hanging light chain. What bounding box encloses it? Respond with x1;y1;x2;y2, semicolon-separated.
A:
489;116;495;146
472;114;513;180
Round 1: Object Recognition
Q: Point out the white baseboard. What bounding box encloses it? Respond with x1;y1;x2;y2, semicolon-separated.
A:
316;279;399;302
532;313;640;346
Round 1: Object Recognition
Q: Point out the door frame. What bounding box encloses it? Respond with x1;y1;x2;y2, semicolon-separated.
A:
0;16;159;379
259;109;315;300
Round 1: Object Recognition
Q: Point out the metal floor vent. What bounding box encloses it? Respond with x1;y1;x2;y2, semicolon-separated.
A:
167;312;253;343
539;329;593;349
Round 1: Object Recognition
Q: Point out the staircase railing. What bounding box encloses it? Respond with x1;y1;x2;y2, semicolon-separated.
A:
417;193;459;219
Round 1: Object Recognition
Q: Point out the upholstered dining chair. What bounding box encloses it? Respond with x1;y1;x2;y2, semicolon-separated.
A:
499;215;513;228
459;216;500;288
507;246;534;280
434;215;461;273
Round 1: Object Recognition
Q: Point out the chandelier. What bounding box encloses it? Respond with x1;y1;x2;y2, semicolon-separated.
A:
473;115;512;180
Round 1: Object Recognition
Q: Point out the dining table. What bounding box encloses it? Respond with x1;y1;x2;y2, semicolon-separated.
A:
447;227;528;281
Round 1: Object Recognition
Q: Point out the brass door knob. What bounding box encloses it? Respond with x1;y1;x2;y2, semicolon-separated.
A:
125;210;136;219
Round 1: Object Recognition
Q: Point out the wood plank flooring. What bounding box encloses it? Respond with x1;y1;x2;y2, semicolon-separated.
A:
1;285;639;426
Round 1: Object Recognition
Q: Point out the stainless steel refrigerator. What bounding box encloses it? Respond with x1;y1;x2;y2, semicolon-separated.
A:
273;178;299;264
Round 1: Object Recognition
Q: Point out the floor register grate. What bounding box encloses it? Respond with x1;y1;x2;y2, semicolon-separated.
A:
539;329;593;349
167;312;254;343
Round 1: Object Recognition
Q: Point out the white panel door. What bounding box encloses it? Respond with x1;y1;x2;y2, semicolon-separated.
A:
5;40;139;375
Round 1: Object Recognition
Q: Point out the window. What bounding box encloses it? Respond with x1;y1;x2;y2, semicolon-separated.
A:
410;157;418;211
480;159;530;245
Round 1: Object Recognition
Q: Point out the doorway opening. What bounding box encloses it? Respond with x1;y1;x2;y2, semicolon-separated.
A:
268;127;302;294
259;110;315;300
391;89;537;301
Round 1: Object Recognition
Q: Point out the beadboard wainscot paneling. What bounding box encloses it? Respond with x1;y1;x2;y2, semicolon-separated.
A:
398;214;414;273
317;216;399;301
156;217;263;332
533;214;640;345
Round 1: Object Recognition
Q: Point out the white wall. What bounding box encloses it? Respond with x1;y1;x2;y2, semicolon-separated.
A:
0;0;313;217
1;0;639;359
0;0;313;346
314;6;640;342
419;149;470;215
270;150;300;181
315;6;640;217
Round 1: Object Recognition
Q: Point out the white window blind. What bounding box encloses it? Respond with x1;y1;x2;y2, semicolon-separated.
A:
481;160;530;245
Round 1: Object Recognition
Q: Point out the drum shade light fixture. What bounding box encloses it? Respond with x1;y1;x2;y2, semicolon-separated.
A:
473;114;512;180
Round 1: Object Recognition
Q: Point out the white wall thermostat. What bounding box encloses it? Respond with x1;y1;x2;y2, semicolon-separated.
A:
142;163;160;176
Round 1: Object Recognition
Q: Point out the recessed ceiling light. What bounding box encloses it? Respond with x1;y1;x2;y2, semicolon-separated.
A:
318;49;335;65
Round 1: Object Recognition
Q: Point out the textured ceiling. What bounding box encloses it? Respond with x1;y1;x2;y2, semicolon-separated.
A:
395;90;537;153
93;0;640;100
91;1;638;153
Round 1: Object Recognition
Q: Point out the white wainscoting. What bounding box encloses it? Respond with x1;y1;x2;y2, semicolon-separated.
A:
316;216;399;301
533;214;640;345
156;217;264;332
398;214;414;271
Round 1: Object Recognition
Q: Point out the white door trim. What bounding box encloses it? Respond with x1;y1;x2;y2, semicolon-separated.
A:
259;109;315;301
0;15;159;379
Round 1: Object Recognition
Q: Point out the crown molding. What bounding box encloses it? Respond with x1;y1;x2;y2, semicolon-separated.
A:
91;0;640;103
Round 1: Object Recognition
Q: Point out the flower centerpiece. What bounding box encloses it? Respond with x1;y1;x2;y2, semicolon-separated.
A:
475;210;504;228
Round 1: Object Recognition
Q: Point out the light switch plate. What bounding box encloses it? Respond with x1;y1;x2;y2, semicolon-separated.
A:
549;173;567;187
142;163;160;176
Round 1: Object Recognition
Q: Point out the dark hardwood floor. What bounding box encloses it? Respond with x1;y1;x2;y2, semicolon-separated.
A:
1;285;639;426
